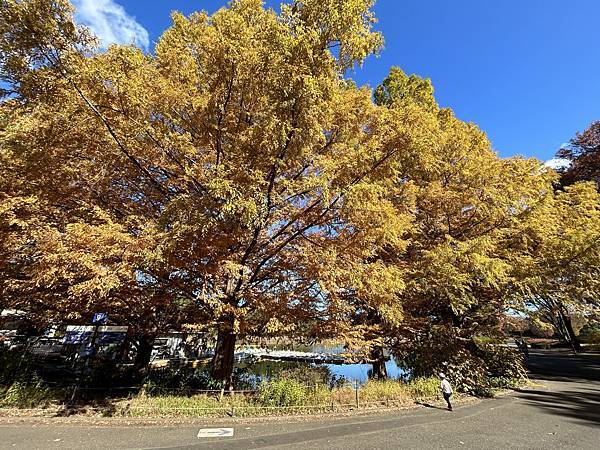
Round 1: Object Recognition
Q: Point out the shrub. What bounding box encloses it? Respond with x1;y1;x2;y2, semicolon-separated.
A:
396;328;527;397
580;323;600;344
360;379;408;402
143;364;257;394
474;336;505;345
439;345;526;396
488;376;522;389
479;344;527;380
257;379;310;407
439;349;488;396
276;365;332;386
0;348;35;385
143;365;224;394
407;377;439;399
0;379;57;408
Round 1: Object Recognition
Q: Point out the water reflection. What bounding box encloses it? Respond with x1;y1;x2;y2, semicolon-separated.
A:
326;359;405;384
235;345;406;386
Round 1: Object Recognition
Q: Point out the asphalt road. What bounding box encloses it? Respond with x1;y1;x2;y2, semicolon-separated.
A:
1;349;598;450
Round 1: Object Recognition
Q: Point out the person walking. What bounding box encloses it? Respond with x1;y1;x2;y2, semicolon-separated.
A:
517;338;529;359
439;373;453;411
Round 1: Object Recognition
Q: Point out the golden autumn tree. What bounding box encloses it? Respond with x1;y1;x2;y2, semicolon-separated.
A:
0;0;424;386
4;1;598;390
368;68;556;379
372;69;600;375
291;66;559;380
510;182;600;351
0;0;200;367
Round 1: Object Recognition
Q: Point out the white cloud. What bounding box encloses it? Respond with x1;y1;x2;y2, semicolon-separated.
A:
545;158;570;170
73;0;150;51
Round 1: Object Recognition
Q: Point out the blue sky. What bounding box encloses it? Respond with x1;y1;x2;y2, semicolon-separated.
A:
73;0;600;161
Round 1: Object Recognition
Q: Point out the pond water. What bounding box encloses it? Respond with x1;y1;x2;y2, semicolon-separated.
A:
235;344;407;385
326;359;405;383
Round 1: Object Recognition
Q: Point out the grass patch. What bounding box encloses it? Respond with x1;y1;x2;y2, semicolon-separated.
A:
1;374;519;418
0;381;61;408
258;379;329;407
123;377;443;417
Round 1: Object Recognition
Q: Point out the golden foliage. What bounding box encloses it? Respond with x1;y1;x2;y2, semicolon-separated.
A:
1;1;599;383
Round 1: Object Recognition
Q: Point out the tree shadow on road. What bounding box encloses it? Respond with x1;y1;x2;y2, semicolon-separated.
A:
516;350;600;427
514;386;600;427
526;350;600;382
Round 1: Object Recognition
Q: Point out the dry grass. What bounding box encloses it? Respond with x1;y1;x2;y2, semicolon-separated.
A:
122;377;442;418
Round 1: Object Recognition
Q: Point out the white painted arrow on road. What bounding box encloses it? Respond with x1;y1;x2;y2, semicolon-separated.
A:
197;428;234;438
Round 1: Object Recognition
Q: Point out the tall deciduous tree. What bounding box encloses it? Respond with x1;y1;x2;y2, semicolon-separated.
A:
516;120;600;351
1;0;420;387
511;182;600;351
557;121;600;189
371;68;555;376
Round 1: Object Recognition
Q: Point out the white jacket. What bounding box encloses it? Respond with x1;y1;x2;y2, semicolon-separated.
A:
440;379;453;394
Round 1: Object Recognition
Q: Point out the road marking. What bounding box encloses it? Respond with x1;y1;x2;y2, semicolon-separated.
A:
197;428;234;438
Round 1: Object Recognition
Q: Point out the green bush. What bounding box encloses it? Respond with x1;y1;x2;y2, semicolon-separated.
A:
474;336;505;345
0;348;35;385
479;344;527;380
407;377;439;399
487;376;522;389
276;365;332;386
0;379;57;408
360;379;408;402
143;365;224;394
257;379;310;407
143;364;257;394
440;345;526;396
440;349;488;396
579;323;600;344
396;327;527;397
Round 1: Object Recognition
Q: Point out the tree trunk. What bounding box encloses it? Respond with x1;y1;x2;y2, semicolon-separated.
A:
211;326;237;390
559;310;582;353
133;333;155;377
370;346;388;380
